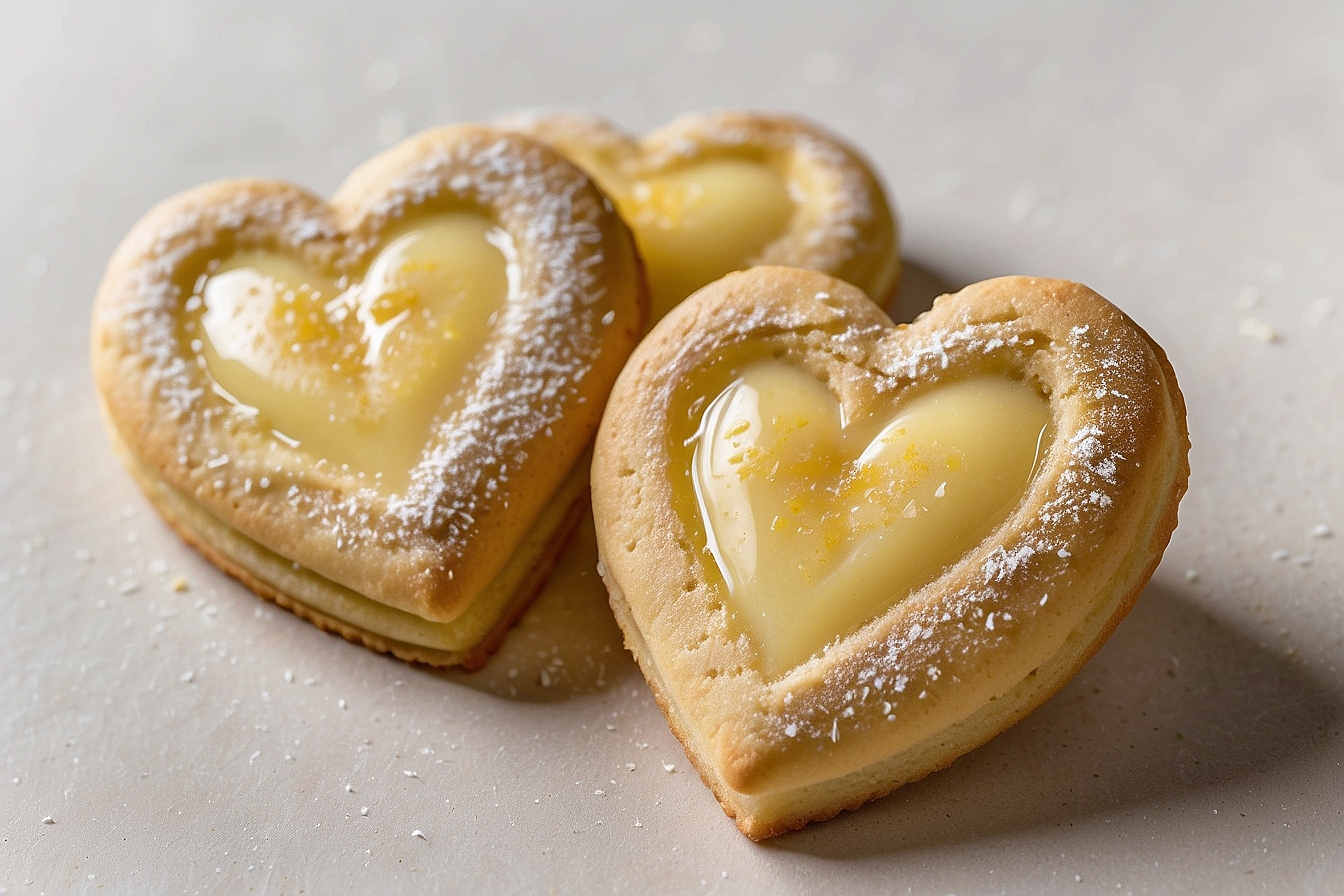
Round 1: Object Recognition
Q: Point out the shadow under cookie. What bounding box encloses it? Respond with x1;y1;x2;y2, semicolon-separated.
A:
441;512;637;702
884;258;958;324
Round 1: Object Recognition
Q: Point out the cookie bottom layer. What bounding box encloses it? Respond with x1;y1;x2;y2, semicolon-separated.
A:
117;431;590;670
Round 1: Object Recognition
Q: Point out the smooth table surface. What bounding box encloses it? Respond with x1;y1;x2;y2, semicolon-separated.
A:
3;2;1342;893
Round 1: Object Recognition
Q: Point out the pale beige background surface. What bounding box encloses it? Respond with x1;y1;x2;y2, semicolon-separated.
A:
3;1;1342;893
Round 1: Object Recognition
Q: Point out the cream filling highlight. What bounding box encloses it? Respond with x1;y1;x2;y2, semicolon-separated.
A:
577;158;793;320
691;361;1052;677
189;212;514;491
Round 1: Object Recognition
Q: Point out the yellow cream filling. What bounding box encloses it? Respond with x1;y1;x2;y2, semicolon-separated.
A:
687;361;1052;677
578;158;793;320
187;212;513;491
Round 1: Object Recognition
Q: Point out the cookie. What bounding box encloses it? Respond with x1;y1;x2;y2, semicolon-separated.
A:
91;126;646;669
591;267;1188;837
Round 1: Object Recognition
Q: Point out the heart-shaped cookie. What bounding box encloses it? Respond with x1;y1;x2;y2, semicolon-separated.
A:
92;126;646;669
592;268;1188;838
497;110;900;321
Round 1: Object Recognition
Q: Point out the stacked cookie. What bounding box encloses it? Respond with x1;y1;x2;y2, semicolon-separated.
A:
91;112;1188;839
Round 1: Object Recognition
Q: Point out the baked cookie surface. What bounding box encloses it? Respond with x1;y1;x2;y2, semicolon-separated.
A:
92;126;646;669
592;267;1188;838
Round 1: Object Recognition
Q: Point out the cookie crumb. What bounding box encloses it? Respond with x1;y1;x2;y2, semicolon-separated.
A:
1238;317;1277;343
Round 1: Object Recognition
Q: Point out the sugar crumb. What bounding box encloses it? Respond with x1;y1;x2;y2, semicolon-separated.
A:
1238;317;1278;343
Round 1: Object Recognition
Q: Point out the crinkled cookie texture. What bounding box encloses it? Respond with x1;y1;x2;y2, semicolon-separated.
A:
497;110;899;321
91;126;647;669
591;267;1188;838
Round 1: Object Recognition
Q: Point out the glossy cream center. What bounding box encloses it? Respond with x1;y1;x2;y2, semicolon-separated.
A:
691;361;1052;677
191;212;512;490
588;159;792;320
